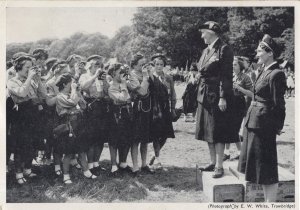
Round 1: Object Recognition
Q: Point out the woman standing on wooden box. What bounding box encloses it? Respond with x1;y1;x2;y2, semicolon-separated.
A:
238;34;286;202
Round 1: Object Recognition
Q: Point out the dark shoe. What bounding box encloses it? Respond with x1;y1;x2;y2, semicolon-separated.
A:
141;165;154;174
130;170;140;178
90;167;101;176
109;169;121;178
119;165;133;173
212;167;224;178
231;154;240;160
199;164;215;172
149;156;156;166
223;154;230;161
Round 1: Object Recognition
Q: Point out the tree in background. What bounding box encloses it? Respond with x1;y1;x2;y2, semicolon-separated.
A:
6;7;294;68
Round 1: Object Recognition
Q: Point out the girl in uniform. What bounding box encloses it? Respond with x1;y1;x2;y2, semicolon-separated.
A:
149;54;176;169
108;63;133;176
7;55;47;184
127;54;154;175
55;73;97;184
79;55;110;176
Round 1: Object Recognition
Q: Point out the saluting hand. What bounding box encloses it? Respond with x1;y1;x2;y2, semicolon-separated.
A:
218;98;227;112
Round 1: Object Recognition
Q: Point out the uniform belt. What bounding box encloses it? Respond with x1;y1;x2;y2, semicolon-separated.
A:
251;101;269;107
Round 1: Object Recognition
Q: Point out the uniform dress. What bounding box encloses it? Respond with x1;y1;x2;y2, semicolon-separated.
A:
127;70;152;144
232;72;252;142
55;92;87;155
195;38;235;143
108;81;133;147
46;76;61;154
79;72;112;148
150;73;175;141
238;62;286;184
7;76;47;168
182;73;198;115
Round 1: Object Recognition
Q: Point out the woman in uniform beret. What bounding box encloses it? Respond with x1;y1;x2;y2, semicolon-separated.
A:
238;34;286;202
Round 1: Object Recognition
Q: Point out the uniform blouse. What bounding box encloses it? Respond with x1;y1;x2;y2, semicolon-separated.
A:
233;72;253;97
56;92;81;116
7;76;47;104
108;81;131;105
153;72;177;110
127;70;149;99
79;72;109;99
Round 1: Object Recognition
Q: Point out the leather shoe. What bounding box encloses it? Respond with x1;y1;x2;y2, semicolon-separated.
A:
212;167;224;178
141;165;154;174
199;164;215;172
223;154;230;161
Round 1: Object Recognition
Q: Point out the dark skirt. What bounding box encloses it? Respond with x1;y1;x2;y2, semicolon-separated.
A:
195;96;236;143
109;103;133;147
54;112;88;155
7;97;17;155
10;100;39;160
85;99;113;146
231;96;246;143
238;127;278;185
182;83;198;114
132;95;152;144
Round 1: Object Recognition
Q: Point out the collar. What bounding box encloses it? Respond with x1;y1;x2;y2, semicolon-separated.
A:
264;61;277;71
208;38;219;50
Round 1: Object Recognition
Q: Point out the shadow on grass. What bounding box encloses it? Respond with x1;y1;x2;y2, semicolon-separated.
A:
7;160;201;203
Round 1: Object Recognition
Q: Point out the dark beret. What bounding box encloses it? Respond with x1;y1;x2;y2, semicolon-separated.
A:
12;52;30;61
260;34;281;57
14;55;33;65
32;48;48;57
46;57;58;66
66;54;82;63
199;21;222;34
151;53;166;61
55;73;72;88
107;63;122;77
52;60;68;72
87;55;104;62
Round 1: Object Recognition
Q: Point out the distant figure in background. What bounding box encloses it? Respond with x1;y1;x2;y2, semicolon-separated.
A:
223;57;253;161
182;63;199;122
286;67;295;98
238;34;286;202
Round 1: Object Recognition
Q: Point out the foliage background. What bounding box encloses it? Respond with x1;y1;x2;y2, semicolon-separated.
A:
6;7;294;68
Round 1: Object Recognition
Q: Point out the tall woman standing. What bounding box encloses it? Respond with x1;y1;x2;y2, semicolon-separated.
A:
7;56;47;184
149;54;176;169
238;34;286;202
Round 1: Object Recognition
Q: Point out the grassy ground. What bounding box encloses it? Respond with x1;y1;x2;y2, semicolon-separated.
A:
6;83;295;203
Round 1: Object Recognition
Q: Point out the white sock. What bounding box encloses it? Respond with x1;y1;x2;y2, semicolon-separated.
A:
88;163;94;169
70;159;78;166
111;165;118;172
55;165;61;171
63;174;70;180
119;162;127;168
93;162;99;168
83;170;93;177
16;172;23;179
23;169;32;175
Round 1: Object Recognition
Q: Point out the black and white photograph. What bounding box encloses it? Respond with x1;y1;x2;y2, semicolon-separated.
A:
3;1;297;208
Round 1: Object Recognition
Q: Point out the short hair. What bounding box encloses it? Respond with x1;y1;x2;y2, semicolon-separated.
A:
108;63;122;77
55;73;72;91
32;48;48;60
151;53;167;66
130;53;144;68
14;56;33;72
234;56;246;72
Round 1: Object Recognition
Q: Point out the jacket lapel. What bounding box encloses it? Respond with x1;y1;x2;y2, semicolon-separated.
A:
202;39;220;67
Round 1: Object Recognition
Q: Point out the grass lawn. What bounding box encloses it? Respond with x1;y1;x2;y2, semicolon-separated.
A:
6;83;295;203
